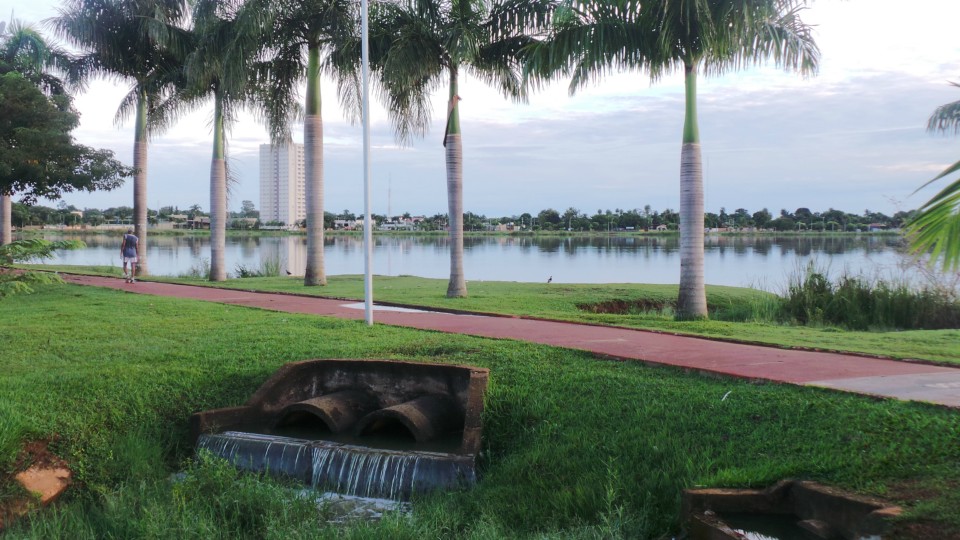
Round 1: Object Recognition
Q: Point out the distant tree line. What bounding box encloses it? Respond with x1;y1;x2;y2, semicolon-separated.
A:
12;201;915;233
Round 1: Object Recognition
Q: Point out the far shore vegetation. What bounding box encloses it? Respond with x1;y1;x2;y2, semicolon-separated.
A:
12;200;915;234
1;283;959;538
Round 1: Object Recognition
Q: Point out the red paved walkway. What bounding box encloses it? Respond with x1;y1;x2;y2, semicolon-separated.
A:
63;274;960;408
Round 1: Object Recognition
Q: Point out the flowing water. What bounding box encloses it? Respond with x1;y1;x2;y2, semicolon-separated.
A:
723;513;820;540
197;431;476;501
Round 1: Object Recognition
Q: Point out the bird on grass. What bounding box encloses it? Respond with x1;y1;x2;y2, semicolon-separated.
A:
547;276;552;284
285;270;292;276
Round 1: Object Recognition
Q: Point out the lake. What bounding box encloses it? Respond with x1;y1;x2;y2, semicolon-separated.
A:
23;231;942;291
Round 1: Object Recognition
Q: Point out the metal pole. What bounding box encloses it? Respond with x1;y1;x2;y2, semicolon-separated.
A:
361;0;374;325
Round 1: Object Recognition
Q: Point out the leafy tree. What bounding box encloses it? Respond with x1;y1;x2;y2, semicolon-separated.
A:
0;18;76;244
732;208;750;227
54;0;190;273
769;216;796;232
0;238;84;296
372;0;549;297
538;208;561;226
240;200;258;218
704;212;719;229
0;73;130;206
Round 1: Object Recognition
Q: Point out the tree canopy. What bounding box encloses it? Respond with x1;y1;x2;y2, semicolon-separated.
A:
0;70;132;202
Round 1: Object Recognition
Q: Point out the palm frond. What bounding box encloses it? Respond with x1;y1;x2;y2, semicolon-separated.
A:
907;167;960;271
707;5;818;76
523;0;653;94
927;82;960;135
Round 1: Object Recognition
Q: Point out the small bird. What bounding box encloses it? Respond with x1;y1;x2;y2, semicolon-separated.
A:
547;276;552;284
285;270;292;275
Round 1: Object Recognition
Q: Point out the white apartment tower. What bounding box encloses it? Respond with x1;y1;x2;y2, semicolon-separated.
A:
259;143;306;226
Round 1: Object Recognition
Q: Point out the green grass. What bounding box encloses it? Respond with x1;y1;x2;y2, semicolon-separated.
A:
18;265;960;363
101;272;958;365
1;284;959;538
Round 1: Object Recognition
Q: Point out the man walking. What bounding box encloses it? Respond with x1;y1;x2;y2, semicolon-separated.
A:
121;229;139;283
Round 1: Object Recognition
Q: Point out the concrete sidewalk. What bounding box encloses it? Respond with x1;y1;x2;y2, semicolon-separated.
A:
62;274;960;408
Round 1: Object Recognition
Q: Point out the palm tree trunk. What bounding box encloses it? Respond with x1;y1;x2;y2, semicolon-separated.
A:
133;89;149;275
445;67;467;298
209;92;227;281
303;43;326;286
0;193;11;245
677;61;707;319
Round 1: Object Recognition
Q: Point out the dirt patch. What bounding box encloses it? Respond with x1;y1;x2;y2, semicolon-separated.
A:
0;439;72;531
882;479;960;539
890;520;960;540
576;298;672;314
11;439;68;472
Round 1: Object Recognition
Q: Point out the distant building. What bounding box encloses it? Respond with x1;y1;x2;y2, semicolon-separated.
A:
259;143;305;228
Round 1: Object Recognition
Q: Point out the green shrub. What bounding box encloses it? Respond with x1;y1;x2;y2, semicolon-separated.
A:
178;258;211;280
780;264;960;330
235;254;284;278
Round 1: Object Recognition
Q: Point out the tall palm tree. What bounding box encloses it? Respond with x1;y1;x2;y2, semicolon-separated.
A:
152;0;261;281
0;19;75;245
909;83;960;270
527;0;818;318
53;0;189;274
372;0;549;297
244;0;359;286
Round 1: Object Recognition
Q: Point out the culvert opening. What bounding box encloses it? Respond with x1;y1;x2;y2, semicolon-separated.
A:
683;480;903;540
273;411;333;439
358;418;417;442
191;359;489;500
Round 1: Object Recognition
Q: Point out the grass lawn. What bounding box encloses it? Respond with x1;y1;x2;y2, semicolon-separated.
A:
1;283;959;538
86;270;959;365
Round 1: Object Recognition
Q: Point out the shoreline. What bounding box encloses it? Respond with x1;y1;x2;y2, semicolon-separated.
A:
13;227;904;239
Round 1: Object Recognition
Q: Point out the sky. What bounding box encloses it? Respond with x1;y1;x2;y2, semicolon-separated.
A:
6;0;960;218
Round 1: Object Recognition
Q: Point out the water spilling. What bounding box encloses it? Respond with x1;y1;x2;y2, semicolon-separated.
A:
723;513;812;540
190;359;490;503
197;431;476;501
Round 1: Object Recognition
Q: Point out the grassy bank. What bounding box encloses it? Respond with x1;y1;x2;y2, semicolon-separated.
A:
118;273;958;365
1;284;959;538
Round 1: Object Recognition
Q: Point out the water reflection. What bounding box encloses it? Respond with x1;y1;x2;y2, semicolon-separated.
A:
29;232;924;289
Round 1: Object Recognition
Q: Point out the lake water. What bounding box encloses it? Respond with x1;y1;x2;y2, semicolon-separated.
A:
23;232;942;291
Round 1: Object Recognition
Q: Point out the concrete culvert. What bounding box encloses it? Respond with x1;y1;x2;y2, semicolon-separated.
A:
276;390;379;434
355;395;463;443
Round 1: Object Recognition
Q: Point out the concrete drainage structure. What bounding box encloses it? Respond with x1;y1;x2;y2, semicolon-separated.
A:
683;480;902;540
190;359;489;500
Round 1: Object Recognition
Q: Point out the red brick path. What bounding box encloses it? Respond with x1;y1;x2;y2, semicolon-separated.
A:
62;274;960;408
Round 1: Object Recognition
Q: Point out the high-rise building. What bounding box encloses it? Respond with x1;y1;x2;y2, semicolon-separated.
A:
259;143;305;227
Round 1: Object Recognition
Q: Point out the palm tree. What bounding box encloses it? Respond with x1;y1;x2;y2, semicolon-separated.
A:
527;0;817;318
908;82;960;270
151;0;262;281
53;0;189;274
0;19;74;245
244;0;359;286
372;0;549;298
